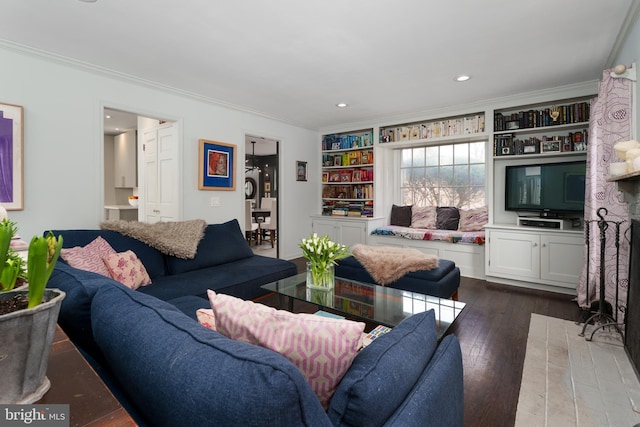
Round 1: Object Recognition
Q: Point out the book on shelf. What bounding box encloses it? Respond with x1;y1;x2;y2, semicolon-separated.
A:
494;101;591;131
322;132;374;151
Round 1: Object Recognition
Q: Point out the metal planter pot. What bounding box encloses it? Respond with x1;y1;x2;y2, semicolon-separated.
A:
0;289;65;404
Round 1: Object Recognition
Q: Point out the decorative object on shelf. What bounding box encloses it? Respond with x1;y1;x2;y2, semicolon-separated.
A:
300;233;350;290
198;139;236;191
0;219;65;403
0;102;24;211
550;105;560;122
296;160;307;182
128;195;139;207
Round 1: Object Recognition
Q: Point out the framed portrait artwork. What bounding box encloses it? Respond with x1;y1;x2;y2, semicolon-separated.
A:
0;102;24;210
198;139;236;190
296;160;307;181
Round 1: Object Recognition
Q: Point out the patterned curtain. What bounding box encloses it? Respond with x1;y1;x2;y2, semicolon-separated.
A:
577;68;633;324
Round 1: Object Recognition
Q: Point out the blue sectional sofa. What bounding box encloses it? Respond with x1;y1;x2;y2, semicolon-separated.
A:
45;219;464;426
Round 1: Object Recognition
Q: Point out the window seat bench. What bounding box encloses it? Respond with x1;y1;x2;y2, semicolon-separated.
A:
367;226;486;280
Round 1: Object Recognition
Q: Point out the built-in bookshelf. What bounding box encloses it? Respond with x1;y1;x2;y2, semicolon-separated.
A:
379;112;485;144
493;97;592;158
321;129;374;217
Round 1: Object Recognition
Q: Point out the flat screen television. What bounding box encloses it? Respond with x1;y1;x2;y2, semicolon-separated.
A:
504;160;586;217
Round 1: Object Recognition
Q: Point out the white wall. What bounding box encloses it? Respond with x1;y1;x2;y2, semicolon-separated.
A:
614;11;640;140
0;44;318;260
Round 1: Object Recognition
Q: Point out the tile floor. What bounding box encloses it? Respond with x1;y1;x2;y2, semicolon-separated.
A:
516;314;640;426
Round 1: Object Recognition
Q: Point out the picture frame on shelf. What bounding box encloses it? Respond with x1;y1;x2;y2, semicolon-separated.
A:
541;139;561;153
296;160;307;181
198;139;236;190
0;102;24;210
334;156;342;166
322;172;329;182
505;120;520;130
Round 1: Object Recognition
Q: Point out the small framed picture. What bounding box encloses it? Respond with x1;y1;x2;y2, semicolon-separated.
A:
541;140;561;153
322;172;329;182
334;156;342;166
296;160;307;181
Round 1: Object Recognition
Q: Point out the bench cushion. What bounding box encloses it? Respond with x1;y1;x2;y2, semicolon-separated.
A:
336;256;460;299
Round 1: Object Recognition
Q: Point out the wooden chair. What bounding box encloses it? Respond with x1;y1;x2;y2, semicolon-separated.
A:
261;200;277;248
244;200;259;245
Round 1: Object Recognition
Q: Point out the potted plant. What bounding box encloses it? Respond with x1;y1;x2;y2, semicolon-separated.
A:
299;233;350;290
0;218;64;404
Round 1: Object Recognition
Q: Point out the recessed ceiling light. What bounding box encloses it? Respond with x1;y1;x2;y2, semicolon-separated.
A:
105;115;111;119
336;103;348;108
455;75;471;82
79;0;98;3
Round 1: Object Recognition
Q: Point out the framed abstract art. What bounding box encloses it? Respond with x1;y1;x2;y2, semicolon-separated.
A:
0;102;23;210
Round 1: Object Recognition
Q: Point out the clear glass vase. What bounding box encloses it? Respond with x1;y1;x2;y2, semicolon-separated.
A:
306;262;335;290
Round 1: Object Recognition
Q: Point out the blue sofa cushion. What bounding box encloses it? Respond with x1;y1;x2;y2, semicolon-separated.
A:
46;262;124;356
49;229;167;279
91;284;331;427
338;255;455;282
384;334;464;427
165;219;254;275
327;310;438;426
140;255;297;301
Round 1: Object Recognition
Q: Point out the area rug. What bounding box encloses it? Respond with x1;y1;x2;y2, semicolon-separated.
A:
351;244;438;285
515;314;640;426
100;219;206;259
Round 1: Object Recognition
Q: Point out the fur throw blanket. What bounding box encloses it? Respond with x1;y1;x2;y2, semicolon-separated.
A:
352;244;439;285
100;219;207;259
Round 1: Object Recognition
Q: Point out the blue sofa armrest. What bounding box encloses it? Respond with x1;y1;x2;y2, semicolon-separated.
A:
384;334;464;427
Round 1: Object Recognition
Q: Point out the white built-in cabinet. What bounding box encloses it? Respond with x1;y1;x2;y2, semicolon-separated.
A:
311;216;384;248
114;130;137;188
485;225;584;290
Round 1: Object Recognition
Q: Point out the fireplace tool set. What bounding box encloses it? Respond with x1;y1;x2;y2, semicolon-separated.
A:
579;207;626;341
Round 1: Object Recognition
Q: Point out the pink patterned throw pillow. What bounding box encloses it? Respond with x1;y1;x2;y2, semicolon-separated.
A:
196;308;217;331
60;236;116;278
207;290;365;409
411;206;437;228
103;250;152;290
458;206;489;231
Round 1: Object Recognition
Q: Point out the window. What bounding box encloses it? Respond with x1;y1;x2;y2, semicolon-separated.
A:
400;141;485;208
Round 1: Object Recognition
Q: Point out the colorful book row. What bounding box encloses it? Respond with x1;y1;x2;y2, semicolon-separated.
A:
380;114;485;143
322;132;374;151
323;168;373;183
323;149;373;167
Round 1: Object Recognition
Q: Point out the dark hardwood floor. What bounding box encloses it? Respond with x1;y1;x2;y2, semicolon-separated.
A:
283;258;583;427
450;277;582;427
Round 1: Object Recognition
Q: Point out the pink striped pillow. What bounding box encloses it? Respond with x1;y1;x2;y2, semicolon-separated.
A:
60;236;115;278
207;290;365;409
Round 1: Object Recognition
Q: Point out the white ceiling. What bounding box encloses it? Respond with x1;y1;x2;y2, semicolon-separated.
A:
0;0;638;131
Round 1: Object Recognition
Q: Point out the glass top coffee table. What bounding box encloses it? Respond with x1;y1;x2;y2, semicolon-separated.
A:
261;273;466;339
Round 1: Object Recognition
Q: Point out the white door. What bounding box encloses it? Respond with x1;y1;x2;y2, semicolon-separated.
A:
140;123;180;223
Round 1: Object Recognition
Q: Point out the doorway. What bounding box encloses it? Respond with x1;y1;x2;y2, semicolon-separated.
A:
103;107;180;223
245;134;279;258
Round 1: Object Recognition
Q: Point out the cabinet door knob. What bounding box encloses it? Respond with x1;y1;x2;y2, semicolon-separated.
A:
542;243;547;247
532;242;538;247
